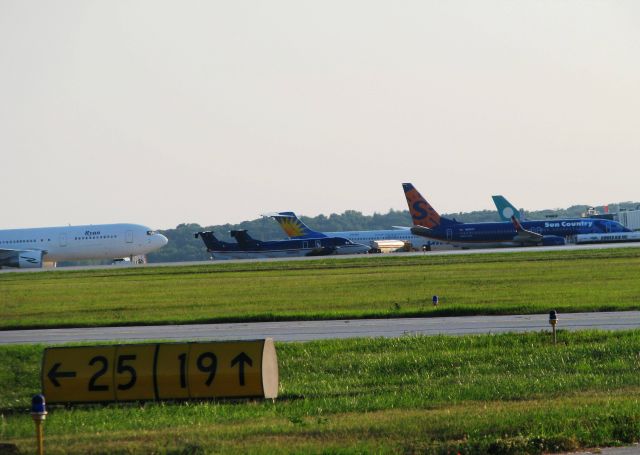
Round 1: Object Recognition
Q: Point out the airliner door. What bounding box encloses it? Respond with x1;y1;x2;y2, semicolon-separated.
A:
59;234;67;247
446;229;453;241
126;230;133;243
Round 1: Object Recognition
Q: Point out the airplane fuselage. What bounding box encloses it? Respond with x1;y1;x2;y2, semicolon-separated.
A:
0;223;168;263
412;218;630;248
211;238;370;260
323;229;447;250
196;231;370;260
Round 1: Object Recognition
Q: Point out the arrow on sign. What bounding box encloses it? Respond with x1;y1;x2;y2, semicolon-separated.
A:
231;352;253;386
47;363;77;387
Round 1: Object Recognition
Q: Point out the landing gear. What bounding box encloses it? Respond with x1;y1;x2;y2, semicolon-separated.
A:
129;254;147;264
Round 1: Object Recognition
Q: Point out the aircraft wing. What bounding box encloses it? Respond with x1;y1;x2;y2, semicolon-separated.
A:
510;217;543;244
409;225;439;239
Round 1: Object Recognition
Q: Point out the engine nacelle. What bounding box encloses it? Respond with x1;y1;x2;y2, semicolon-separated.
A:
6;250;44;268
541;235;565;246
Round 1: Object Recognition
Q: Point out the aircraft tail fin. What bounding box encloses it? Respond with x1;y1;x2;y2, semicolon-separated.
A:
493;195;525;221
402;183;453;228
194;231;225;251
266;212;327;239
230;229;261;246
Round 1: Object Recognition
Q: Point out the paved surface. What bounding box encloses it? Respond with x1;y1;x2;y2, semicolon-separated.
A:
3;311;640;345
567;445;640;455
2;242;640;274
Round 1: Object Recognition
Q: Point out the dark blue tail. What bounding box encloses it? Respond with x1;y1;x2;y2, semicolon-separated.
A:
230;230;260;246
194;231;226;251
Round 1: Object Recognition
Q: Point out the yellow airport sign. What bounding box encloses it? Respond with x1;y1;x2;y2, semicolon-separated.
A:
42;339;278;404
189;341;264;398
155;343;191;400
114;344;157;401
42;345;116;403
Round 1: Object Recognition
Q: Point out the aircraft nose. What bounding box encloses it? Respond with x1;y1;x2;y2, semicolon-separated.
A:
157;234;169;246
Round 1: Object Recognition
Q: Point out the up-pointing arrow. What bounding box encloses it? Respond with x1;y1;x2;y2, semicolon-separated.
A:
230;352;253;386
47;363;77;387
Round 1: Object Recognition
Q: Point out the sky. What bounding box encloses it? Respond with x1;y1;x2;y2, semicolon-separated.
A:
1;1;639;229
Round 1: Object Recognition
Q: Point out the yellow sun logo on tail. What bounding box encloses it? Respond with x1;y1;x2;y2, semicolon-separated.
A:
276;217;305;237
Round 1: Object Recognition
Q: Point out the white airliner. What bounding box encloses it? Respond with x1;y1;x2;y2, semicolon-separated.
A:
0;223;168;268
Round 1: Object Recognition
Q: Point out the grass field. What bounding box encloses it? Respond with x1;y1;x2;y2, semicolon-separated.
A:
1;331;640;454
2;247;640;330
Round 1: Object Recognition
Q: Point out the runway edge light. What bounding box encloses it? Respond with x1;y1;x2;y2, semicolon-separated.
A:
549;310;558;345
31;394;47;455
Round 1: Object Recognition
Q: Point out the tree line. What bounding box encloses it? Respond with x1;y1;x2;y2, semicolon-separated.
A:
147;202;640;263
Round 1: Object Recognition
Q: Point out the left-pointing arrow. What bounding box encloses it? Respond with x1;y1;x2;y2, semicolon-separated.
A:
48;363;77;387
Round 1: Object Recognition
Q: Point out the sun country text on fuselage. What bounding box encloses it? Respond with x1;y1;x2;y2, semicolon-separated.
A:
402;183;630;248
0;223;168;268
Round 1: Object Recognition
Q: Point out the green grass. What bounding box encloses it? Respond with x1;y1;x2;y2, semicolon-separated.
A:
2;248;640;330
1;331;640;453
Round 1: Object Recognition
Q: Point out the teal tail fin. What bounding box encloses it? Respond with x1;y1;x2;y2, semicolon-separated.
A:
492;195;524;221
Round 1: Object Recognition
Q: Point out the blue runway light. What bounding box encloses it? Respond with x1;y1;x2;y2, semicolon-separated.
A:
31;394;46;415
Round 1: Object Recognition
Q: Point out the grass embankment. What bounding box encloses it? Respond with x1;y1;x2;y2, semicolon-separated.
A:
2;248;640;330
2;331;640;453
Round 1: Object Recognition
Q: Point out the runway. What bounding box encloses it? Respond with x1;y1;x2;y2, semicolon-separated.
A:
2;241;640;274
2;311;640;345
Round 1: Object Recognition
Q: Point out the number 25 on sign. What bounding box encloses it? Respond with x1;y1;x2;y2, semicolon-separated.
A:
41;339;278;403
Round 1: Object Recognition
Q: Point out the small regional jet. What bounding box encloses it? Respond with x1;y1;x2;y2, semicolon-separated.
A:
0;223;168;268
265;211;445;252
403;183;631;248
194;229;370;260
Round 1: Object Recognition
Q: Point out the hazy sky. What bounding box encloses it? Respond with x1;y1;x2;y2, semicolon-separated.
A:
2;1;639;229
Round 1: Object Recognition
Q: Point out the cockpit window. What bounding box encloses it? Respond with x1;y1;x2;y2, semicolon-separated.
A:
147;230;157;236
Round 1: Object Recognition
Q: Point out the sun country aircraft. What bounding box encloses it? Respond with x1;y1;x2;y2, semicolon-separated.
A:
265;212;446;252
0;223;168;268
492;194;640;245
194;229;370;260
402;183;630;248
491;194;633;236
